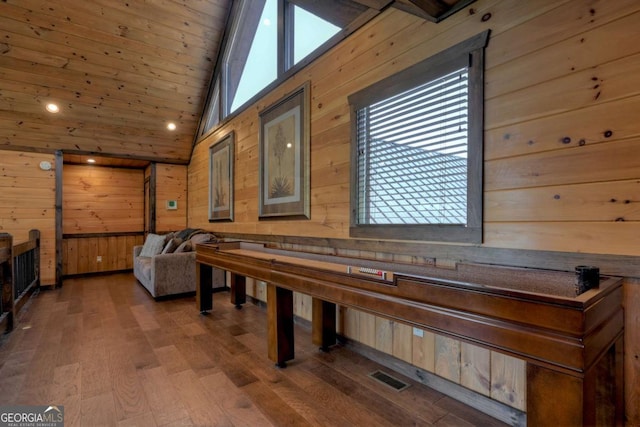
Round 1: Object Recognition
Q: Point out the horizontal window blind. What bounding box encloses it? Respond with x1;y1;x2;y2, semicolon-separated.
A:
357;68;469;225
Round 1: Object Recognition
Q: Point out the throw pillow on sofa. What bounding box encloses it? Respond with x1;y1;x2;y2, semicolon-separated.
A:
139;233;168;257
174;240;192;253
161;237;183;254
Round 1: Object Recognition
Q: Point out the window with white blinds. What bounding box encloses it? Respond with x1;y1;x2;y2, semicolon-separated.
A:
348;31;489;243
356;68;469;225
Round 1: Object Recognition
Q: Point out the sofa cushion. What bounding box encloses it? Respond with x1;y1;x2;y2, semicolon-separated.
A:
137;257;152;281
162;237;182;254
174;240;192;253
140;233;167;257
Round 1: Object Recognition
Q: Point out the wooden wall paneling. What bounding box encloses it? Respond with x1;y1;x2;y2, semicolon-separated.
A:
99;237;109;272
254;280;267;303
358;311;377;348
486;53;640;130
435;335;461;384
412;328;436;373
64;238;77;276
624;279;640;424
125;235;136;270
486;0;640;70
460;343;491;397
293;292;312;321
339;306;360;340
155;164;187;233
376;313;395;354
85;237;98;275
391;322;413;363
61;239;68;277
491;352;526;411
63;164;144;234
116;236;126;270
62;234;144;276
483;222;640;256
486;7;640;100
485;95;640;161
485;180;640;222
485;138;640;191
0;150;56;285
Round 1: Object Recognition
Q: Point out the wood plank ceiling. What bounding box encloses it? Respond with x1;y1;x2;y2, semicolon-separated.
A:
0;0;230;164
0;0;470;166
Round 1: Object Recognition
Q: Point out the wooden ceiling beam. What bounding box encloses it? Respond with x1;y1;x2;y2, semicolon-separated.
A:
288;0;370;28
392;0;476;22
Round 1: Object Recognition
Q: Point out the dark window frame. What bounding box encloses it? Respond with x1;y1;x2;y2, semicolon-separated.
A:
348;30;490;244
196;0;381;141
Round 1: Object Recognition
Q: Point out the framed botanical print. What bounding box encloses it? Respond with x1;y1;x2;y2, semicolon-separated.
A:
258;82;310;219
209;131;234;221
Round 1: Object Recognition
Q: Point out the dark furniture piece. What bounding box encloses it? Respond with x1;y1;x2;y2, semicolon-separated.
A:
196;241;624;426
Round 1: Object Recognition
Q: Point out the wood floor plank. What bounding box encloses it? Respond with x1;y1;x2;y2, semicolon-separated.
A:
131;304;162;331
80;391;118;427
435;396;509;427
0;273;509;427
172;334;220;377
109;347;151;422
80;337;111;399
153;344;191;375
313;345;450;424
138;366;191;427
242;380;312;427
52;362;81;401
306;361;419;426
56;313;84;367
62;393;82;427
168;369;233;426
117;412;158;427
0;373;25;405
123;326;161;370
199;371;275;426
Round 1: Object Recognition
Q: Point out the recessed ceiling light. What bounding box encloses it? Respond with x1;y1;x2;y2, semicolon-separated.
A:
167;122;177;131
87;158;96;164
46;103;59;113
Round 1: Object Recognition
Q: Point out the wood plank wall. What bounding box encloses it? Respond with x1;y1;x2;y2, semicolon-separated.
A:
155;164;187;233
63;164;144;234
62;164;144;275
187;0;640;419
0;150;56;285
62;234;144;275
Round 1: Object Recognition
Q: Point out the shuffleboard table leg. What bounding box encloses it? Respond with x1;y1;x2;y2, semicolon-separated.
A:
196;262;213;313
267;283;294;368
230;273;246;309
312;298;336;352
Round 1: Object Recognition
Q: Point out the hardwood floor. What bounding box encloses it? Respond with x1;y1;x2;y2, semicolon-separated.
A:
0;273;508;426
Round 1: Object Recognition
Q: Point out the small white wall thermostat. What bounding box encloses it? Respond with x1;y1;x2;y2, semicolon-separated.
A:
39;161;52;171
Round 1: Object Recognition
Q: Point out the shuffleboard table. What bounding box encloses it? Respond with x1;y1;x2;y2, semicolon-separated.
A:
196;241;624;426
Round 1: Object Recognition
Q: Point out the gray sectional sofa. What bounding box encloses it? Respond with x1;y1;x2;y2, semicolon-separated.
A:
132;230;215;299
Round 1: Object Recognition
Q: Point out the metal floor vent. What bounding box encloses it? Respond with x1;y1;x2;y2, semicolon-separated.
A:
368;370;410;392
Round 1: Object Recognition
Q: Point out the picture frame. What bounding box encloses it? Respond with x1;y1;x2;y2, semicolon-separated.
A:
258;82;310;219
209;131;234;222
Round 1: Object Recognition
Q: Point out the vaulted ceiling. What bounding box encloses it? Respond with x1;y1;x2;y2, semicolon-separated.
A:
1;0;230;164
0;0;472;165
